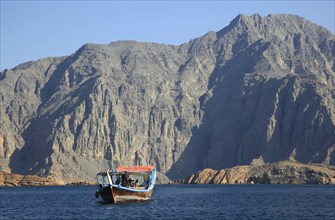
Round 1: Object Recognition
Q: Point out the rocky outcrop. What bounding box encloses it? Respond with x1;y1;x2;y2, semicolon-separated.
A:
184;161;335;184
0;14;334;182
0;171;60;186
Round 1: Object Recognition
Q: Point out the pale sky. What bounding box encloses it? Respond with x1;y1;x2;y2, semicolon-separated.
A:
1;0;334;71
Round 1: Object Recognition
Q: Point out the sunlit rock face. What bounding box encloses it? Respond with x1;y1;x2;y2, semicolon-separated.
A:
0;14;334;181
183;161;335;184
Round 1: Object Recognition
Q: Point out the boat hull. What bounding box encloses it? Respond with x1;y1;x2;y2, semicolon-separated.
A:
98;186;114;203
98;185;153;203
112;187;153;203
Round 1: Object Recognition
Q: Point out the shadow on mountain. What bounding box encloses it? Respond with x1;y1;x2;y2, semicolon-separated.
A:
167;39;275;180
9;53;98;176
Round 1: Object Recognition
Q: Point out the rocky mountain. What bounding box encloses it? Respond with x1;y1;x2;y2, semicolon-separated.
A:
182;161;335;184
0;14;334;182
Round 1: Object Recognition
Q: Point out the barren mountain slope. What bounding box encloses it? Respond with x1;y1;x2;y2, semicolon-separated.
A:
0;14;334;182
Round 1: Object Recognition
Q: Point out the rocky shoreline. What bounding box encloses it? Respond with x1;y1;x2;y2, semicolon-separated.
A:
179;161;335;184
66;181;96;186
2;161;334;186
0;171;98;187
0;171;61;187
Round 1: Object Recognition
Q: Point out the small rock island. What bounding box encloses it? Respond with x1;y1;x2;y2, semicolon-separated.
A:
181;161;335;184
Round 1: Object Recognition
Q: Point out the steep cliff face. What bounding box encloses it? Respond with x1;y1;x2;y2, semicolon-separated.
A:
168;14;335;178
0;14;334;182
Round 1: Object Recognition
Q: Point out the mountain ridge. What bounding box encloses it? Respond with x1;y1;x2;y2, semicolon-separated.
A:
0;14;334;182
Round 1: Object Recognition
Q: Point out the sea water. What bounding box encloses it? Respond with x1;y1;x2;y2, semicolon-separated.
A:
1;184;334;219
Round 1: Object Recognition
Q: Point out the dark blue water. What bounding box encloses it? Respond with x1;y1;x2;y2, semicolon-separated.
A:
1;184;334;219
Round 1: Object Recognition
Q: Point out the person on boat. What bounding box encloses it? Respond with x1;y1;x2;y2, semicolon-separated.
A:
115;175;121;185
122;172;130;187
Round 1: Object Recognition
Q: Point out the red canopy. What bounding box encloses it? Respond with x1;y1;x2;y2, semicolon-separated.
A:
116;165;155;173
